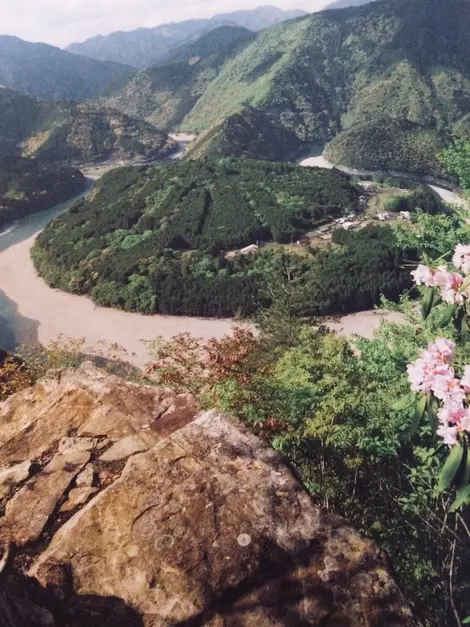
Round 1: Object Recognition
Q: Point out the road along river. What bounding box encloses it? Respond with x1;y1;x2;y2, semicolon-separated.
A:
298;154;469;338
299;155;465;206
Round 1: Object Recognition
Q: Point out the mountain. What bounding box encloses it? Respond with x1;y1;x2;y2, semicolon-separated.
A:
326;0;376;8
103;0;470;177
66;6;308;68
0;35;133;102
0;156;86;230
100;27;256;129
0;88;176;165
157;26;254;65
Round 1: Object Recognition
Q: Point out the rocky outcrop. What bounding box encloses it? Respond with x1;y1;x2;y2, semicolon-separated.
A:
0;363;419;626
0;548;54;627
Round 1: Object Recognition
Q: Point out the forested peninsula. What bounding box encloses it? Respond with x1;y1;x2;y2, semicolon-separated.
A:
32;158;419;317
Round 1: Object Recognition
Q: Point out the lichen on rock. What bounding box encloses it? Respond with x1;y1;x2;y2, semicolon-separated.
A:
0;363;419;626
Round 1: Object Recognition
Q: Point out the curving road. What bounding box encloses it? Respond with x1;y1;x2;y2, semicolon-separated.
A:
299;155;465;206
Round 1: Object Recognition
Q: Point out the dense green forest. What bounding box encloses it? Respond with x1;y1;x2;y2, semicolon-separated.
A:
0;157;86;230
103;0;470;176
32;158;418;317
0;35;133;102
0;88;176;165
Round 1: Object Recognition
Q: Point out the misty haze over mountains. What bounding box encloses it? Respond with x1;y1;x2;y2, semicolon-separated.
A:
65;6;310;68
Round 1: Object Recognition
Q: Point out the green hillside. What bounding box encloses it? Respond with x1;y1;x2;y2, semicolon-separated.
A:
0;89;176;165
104;0;470;175
32;158;401;317
157;26;255;65
100;27;256;129
0;157;86;230
0;35;133;102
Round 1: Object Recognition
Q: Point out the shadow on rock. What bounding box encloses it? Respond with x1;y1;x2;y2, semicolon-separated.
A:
0;551;144;627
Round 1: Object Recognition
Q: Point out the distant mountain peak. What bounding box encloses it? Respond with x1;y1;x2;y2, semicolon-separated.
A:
65;6;308;69
0;35;133;101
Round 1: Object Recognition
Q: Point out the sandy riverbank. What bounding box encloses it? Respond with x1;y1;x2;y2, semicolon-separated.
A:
0;194;236;367
0;151;419;368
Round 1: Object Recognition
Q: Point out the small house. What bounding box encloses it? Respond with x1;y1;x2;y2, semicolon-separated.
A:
240;244;259;256
377;213;390;221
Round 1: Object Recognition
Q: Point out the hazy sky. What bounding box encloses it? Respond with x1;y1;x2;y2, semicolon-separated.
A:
0;0;331;48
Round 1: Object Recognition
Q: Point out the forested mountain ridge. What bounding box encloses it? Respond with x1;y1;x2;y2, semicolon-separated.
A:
100;27;256;130
0;89;176;165
0;36;133;102
0;157;86;230
66;6;308;68
104;0;470;175
157;26;254;65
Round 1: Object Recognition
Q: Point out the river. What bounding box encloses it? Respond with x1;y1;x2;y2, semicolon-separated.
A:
0;176;234;367
0;152;465;366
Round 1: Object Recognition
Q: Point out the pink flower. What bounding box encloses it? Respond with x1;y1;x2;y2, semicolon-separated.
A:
460;365;470;392
433;266;453;287
437;405;466;446
441;272;465;304
432;375;465;405
407;358;453;394
411;264;435;286
437;423;459;446
453;244;470;274
428;338;455;364
437;404;470;446
459;412;470;432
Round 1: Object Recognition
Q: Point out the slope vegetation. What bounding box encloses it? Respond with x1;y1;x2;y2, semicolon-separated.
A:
0;89;175;165
0;36;133;101
0;157;86;230
105;0;470;175
32;158;367;317
100;27;256;129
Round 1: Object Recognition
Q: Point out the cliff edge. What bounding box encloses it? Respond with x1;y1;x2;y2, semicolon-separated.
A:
0;362;419;626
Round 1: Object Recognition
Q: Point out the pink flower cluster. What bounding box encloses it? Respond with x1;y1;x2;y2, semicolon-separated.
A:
407;338;470;445
410;245;470;305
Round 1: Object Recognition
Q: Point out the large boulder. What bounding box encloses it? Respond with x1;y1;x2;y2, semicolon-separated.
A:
0;363;419;626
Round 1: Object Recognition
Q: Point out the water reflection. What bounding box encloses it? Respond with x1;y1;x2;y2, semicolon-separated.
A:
0;183;92;351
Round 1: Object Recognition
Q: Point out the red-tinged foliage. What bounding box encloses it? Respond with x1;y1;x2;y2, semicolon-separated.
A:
145;327;264;395
0;354;32;402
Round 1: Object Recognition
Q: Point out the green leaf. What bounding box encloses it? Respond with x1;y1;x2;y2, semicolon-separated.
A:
410;395;426;436
449;484;470;512
461;314;469;345
462;617;470;624
427;396;439;436
393;391;416;411
438;443;464;492
437;304;457;327
456;441;470;489
421;286;435;320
